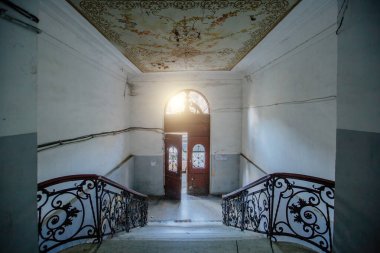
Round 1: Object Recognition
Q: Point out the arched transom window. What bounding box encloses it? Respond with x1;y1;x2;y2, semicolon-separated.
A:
166;90;209;115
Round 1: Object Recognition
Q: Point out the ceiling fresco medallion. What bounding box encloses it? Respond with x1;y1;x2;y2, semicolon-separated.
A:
67;0;300;72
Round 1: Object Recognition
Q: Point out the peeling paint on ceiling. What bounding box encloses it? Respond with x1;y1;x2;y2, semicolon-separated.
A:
67;0;300;72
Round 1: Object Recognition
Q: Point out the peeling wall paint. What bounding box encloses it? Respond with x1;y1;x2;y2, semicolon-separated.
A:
67;0;299;72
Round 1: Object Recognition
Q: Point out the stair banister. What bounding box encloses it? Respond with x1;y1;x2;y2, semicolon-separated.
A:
222;173;335;253
37;174;148;253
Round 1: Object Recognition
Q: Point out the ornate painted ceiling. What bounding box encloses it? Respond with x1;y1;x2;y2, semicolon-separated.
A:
67;0;300;72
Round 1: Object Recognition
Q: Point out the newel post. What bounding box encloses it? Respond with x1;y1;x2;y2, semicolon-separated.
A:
268;175;275;240
95;178;102;243
140;199;148;227
240;190;247;231
125;193;131;233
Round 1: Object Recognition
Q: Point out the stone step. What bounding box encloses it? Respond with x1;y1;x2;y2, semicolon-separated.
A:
112;222;264;241
62;239;315;253
60;222;316;253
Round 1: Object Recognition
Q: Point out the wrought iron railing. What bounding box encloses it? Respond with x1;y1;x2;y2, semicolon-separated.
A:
222;173;334;253
37;174;148;253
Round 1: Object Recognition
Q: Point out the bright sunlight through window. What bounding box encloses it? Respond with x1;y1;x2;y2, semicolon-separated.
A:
166;90;209;115
166;92;186;114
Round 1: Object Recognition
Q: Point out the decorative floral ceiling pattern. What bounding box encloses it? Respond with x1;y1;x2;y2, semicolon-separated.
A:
67;0;300;72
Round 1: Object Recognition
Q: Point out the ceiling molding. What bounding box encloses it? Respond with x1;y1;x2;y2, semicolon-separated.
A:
233;0;337;74
41;0;141;75
130;71;244;83
67;0;300;73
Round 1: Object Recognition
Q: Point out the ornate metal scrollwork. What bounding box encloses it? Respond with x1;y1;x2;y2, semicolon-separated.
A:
128;195;148;229
222;194;244;228
37;175;148;252
271;176;334;252
244;185;271;234
222;173;334;253
37;179;98;252
98;182;128;237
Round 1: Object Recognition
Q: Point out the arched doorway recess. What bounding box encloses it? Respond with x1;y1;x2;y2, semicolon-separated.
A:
164;90;210;200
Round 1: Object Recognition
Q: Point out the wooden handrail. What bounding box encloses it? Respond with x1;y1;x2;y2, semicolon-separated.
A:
104;154;134;177
240;153;268;175
222;174;272;199
271;172;335;187
38;174;98;189
38;173;147;198
223;172;334;199
98;175;147;198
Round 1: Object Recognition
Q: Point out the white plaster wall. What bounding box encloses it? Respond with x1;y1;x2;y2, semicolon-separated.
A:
336;1;380;133
129;71;242;194
0;1;39;251
239;0;337;183
238;157;267;187
130;71;242;155
333;1;380;252
0;1;37;137
37;1;138;183
106;158;135;189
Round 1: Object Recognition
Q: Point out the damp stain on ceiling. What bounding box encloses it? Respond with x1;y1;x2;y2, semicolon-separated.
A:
67;0;300;72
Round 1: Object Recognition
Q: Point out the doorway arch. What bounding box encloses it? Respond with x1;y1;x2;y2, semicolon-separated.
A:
164;90;210;199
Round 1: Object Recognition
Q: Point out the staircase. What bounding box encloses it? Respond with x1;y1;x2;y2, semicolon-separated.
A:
61;222;315;253
38;173;334;253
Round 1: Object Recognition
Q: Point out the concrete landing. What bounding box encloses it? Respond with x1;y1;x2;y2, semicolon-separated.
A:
148;195;222;222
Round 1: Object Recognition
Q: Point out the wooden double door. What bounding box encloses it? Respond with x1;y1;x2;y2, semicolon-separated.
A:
164;133;210;200
164;113;210;200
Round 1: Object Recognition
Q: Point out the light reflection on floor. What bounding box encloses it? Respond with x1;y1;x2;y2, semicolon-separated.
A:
148;173;222;222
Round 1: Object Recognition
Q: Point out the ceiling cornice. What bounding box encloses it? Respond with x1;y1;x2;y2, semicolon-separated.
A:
41;0;142;75
66;0;300;73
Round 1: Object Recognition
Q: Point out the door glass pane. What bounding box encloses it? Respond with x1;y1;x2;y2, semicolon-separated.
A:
168;146;178;172
192;144;205;169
